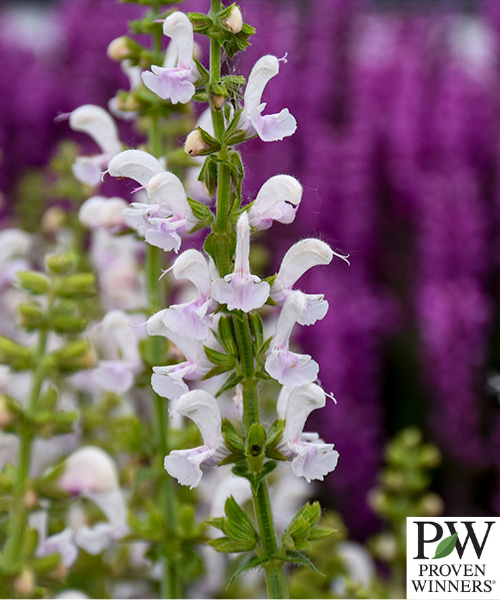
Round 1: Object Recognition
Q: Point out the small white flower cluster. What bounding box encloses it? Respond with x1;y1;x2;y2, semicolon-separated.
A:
68;10;348;490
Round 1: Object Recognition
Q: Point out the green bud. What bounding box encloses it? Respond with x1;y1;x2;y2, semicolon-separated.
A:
0;336;32;369
17;304;44;330
45;252;78;275
418;444;441;468
17;271;50;295
56;273;96;299
51;315;87;335
245;423;266;471
48;340;94;372
221;418;245;453
218;315;238;356
188;12;213;33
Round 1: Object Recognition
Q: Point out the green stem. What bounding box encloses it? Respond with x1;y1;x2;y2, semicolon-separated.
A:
4;322;50;570
146;74;180;598
233;315;289;598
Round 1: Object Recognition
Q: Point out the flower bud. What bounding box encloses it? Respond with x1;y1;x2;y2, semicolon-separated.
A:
42;207;66;234
184;130;208;157
0;395;13;428
225;5;243;33
14;569;35;597
418;492;445;517
24;488;38;510
107;36;130;61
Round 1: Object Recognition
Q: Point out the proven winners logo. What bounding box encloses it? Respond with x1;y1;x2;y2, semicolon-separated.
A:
407;517;500;599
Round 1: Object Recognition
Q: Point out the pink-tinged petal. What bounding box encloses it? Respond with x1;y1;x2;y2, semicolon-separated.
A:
144;221;183;252
91;360;134;394
265;349;318;387
72;155;107;187
69;105;121;155
298;294;329;326
123;202;153;232
244;55;281;115
164;446;215;488
249;107;297;142
142;67;195;104
74;523;117;555
272;291;307;348
249;175;302;230
147;172;195;224
151;366;191;399
38;528;79;568
59;447;119;496
161;298;212;341
290;442;339;483
212;275;270;312
107;150;164;187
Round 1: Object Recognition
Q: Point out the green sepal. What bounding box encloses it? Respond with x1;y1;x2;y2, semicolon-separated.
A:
224;129;247;146
46;340;94;372
265;419;285;450
204;346;235;369
218;315;238;356
37;387;58;412
187;197;214;224
232;460;277;492
223;496;258;542
56;273;96;299
245;423;266;461
221;76;246;97
248;312;264;349
255;370;272;381
207;517;224;532
215;372;242;398
196;127;221;155
192;58;210;87
188;12;213;33
218;452;245;466
255;336;273;359
307;526;336;541
221;418;245;453
201;364;234;380
198;156;218;196
192;90;209;103
263;273;278;286
17;271;50;295
51;315;87;334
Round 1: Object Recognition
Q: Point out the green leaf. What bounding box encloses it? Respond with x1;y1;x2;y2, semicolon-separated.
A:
218;315;238;356
224;496;258;542
308;526;336;541
204;346;235;368
187;197;214;223
221;418;245;453
265;419;285;451
215;373;242;398
201;364;234;380
433;533;458;559
281;550;324;576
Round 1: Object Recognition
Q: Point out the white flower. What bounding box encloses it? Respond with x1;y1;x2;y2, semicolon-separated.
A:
146;322;212;399
68;105;122;186
89;310;143;394
58;446;129;554
78;196;128;231
107;149;164;188
30;511;79;568
271;239;348;326
212;212;270;311
142;12;198;104
0;228;31;288
164;390;229;487
238;55;297;142
277;384;339;482
248;175;302;230
265;291;319;386
151;250;216;341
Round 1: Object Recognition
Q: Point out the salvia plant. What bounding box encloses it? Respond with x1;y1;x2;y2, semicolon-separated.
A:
0;0;357;598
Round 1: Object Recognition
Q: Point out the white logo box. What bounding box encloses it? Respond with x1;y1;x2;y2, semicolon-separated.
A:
407;517;500;600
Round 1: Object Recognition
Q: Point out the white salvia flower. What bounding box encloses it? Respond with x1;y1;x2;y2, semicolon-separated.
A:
212;212;270;311
107;149;164;188
147;322;212;399
109;60;143;121
0;228;31;288
332;541;375;596
68;105;122;186
151;250;216;341
89;310;142;394
30;511;79;568
265;291;319;386
54;591;89;599
271;239;348;326
142;12;198;104
277;384;339;482
164;390;229;488
59;446;128;554
248;175;302;230
78;196;128;231
239;55;297;142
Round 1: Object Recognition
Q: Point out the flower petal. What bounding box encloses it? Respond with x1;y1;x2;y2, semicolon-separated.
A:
265;349;319;387
290;442;339;482
69;105;121;155
212;275;270;312
163;12;194;69
244;55;280;115
249;175;302;230
164;446;215;488
282;384;325;441
273;239;334;292
172;249;212;297
147;172;195;224
175;389;223;448
249;107;297;142
107;149;164;187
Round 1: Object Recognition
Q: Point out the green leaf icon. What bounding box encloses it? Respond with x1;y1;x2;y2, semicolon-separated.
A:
433;532;458;559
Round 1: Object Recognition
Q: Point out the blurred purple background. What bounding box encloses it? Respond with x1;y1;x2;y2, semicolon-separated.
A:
2;0;500;539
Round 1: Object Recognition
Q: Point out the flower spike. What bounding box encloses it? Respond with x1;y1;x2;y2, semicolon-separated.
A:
164;390;229;488
212;212;270;312
142;12;198;104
